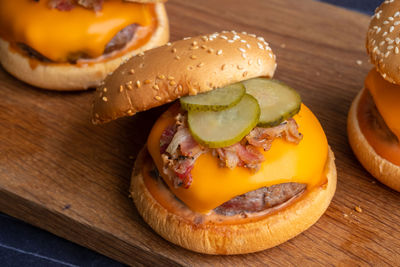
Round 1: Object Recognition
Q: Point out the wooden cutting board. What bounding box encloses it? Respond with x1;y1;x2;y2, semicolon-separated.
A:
1;0;399;265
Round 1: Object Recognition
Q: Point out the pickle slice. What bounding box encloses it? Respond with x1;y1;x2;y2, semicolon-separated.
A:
180;83;245;111
243;78;301;127
188;94;260;148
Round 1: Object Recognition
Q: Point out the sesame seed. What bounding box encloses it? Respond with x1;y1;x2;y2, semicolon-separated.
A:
242;53;247;59
257;36;265;42
380;41;385;46
395;21;400;26
168;76;175;80
144;79;151;84
248;59;253;65
373;46;378;53
169;81;176;86
192;41;198;46
396;47;399;54
221;64;226;70
237;65;243;70
354;206;362;213
190;55;198;59
220;35;228;40
129;69;135;74
201;45;207;49
383;20;389;24
183;37;191;40
158;74;165;80
238;48;246;53
389;16;394;21
178;84;183;92
240;39;247;43
201;36;208;42
246;43;251;49
383;31;388;37
216;49;223;55
390;26;395;32
138;52;144;56
190;46;199;50
207;48;214;53
249;34;256;37
175;55;181;60
388;45;394;50
155;96;162;101
228;40;234;43
153;84;159;90
119;85;124;92
385;51;391;57
376;27;381;33
197;62;204;68
127;110;134;115
243;71;248;77
187;65;194;70
102;96;108;102
166;42;171;46
136;80;141;88
103;87;107;92
257;58;262;66
172;48;177;53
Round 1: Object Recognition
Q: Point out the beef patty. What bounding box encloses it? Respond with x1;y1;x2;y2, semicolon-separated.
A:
18;23;138;63
214;183;307;216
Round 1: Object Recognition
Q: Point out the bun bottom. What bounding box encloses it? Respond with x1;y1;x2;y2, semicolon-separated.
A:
130;147;336;255
0;3;169;91
347;88;400;191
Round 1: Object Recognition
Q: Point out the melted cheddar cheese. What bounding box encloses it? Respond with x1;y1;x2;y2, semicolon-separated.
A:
147;104;328;214
365;69;400;140
0;0;155;62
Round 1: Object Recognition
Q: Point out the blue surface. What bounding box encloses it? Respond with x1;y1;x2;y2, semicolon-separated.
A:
0;1;380;266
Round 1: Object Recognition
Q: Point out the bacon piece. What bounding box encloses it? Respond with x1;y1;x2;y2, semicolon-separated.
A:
48;0;75;11
77;0;104;12
160;125;177;154
246;119;302;150
217;143;264;170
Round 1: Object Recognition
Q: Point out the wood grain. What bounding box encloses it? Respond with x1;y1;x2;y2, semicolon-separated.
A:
1;0;399;265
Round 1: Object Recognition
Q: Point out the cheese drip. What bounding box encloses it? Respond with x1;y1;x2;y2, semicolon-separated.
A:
147;104;328;214
0;0;155;62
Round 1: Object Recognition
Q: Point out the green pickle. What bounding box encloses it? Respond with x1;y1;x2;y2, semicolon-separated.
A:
180;83;245;111
243;78;301;127
188;94;260;148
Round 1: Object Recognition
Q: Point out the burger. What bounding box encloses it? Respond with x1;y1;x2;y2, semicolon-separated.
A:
348;0;400;191
0;0;169;90
93;31;337;254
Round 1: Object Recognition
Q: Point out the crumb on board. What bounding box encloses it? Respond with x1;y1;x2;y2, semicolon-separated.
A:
280;43;286;48
343;213;348;218
355;206;362;213
316;71;320;76
356;60;363;65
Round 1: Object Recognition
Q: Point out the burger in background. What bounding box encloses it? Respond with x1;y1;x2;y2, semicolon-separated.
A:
348;0;400;191
0;0;169;90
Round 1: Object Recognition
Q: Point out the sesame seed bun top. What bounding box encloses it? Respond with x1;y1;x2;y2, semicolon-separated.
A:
367;0;400;84
92;31;277;124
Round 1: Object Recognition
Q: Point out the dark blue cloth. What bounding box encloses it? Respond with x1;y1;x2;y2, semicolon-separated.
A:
0;1;380;266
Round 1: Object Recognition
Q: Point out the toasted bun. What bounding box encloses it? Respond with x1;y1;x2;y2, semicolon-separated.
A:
0;3;168;91
348;88;400;191
92;31;277;124
366;0;400;84
130;147;336;255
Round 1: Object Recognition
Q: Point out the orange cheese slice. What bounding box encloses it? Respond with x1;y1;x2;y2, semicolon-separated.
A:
366;69;400;141
0;0;155;62
147;103;328;214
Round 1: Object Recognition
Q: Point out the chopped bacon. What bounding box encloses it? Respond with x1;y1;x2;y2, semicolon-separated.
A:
48;0;104;11
216;143;264;170
77;0;104;12
159;113;302;188
246;118;302;150
160;125;177;154
48;0;75;11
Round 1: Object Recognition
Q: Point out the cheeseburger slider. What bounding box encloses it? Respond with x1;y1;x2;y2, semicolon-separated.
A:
348;1;400;191
0;0;168;90
93;31;337;254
